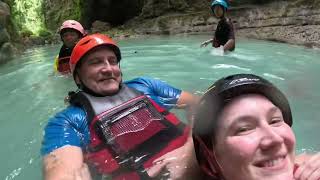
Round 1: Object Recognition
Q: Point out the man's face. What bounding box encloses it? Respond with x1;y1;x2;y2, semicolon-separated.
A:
76;46;122;96
61;29;81;48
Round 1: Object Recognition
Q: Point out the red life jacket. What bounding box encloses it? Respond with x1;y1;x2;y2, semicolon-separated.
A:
57;56;71;74
70;85;190;179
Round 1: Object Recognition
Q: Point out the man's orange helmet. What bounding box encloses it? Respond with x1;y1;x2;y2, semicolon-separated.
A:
70;33;121;74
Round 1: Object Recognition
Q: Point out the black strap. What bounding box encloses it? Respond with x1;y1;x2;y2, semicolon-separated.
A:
69;92;96;124
106;121;186;179
160;110;170;116
117;121;186;167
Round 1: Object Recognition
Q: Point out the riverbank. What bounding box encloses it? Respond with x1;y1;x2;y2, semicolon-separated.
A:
1;0;319;63
116;0;320;48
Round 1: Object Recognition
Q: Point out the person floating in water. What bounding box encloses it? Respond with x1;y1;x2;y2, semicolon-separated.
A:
54;20;86;74
201;0;235;52
42;33;201;180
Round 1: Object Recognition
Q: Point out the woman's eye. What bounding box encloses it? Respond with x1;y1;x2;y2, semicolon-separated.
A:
235;126;254;135
270;118;284;126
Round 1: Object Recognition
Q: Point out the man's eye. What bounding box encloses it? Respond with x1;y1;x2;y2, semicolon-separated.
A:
89;59;102;64
109;58;118;65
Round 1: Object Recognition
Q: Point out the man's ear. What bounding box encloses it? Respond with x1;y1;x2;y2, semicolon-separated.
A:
74;72;81;85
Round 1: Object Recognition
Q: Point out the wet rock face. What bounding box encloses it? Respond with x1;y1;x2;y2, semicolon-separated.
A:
0;1;10;27
91;20;111;33
231;1;320;47
83;0;208;27
0;1;14;64
0;28;10;45
85;0;144;26
129;0;320;48
43;0;144;30
0;42;14;63
140;0;208;18
140;0;189;18
231;0;277;6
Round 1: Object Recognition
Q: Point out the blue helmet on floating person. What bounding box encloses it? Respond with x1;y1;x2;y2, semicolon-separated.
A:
211;0;229;11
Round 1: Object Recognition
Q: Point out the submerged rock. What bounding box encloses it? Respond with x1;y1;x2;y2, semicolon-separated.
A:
0;28;10;45
0;42;14;64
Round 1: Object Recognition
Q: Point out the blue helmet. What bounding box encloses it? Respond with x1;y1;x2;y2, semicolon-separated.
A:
211;0;229;10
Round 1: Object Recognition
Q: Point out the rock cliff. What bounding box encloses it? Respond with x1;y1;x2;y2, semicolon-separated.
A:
5;0;320;50
125;0;320;47
0;0;17;64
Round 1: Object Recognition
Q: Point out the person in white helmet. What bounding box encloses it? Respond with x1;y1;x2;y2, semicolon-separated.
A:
55;20;86;74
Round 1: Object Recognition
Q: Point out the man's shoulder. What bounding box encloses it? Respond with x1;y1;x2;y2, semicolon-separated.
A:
125;76;155;83
124;76;159;87
124;76;171;94
226;18;234;26
51;105;86;122
219;17;232;23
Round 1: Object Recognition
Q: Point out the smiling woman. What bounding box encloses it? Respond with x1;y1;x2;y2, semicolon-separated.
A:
193;73;320;180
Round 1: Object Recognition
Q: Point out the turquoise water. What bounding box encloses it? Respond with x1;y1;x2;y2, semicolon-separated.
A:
1;35;320;179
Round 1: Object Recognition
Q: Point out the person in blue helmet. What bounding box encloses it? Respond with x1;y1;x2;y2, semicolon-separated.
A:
201;0;235;52
42;34;201;180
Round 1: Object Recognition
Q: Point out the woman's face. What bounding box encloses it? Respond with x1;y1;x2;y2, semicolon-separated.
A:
213;94;295;180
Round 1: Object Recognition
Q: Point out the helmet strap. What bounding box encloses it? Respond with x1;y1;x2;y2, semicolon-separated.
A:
75;77;104;97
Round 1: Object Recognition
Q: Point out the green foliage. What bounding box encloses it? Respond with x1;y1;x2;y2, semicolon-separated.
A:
43;0;85;31
19;29;33;37
10;0;45;35
38;28;52;37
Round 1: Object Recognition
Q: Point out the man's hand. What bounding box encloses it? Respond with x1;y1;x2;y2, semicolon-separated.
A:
176;91;200;125
147;137;200;180
200;39;213;48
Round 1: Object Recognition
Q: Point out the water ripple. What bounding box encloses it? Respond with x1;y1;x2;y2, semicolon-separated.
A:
211;64;251;71
263;73;285;81
5;168;22;180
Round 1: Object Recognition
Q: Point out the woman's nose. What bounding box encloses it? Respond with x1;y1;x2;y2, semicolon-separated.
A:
259;126;284;151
